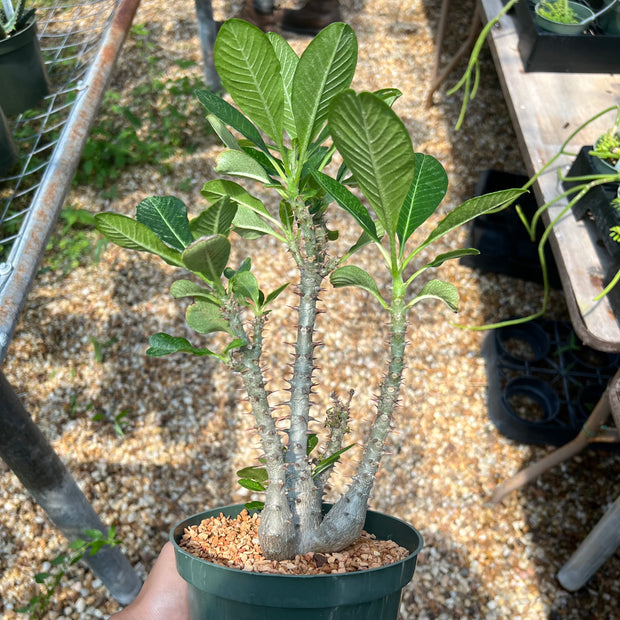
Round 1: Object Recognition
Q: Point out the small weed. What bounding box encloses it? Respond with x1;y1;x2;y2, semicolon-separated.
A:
75;70;211;189
92;408;130;438
91;335;118;364
42;207;107;276
17;527;121;620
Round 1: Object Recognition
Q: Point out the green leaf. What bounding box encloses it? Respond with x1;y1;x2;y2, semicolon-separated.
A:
214;19;284;144
201;179;271;218
136;195;193;251
267;32;298;139
146;333;218;357
242;146;281;177
170;279;220;303
238;478;266;492
264;282;289;305
374;88;402;107
397;154;448;244
197;89;268;153
306;433;319;455
422;189;525;248
231;270;260;304
344;220;386;258
206;113;242;150
329;91;415;238
312;443;355;478
426;248;479;268
35;572;50;584
186;300;231;334
409;279;459;312
312;171;378;240
215;149;272;184
182;234;231;281
237;466;268;483
233;207;278;239
94;213;184;267
244;500;265;511
293;22;357;151
330;265;385;306
279;201;294;231
190;197;238;238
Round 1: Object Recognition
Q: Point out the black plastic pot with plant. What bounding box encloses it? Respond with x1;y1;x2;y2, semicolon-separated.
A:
0;0;50;115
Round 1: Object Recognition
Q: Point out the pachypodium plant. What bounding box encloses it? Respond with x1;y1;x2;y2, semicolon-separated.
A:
0;0;31;40
95;19;522;560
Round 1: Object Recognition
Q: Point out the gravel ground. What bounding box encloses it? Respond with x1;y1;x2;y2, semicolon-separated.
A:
2;0;620;618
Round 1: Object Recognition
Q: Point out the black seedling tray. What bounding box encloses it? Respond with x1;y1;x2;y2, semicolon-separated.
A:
514;0;620;73
565;146;620;259
460;170;561;288
482;319;619;446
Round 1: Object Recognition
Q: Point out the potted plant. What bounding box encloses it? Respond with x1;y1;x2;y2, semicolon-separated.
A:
533;0;595;34
0;0;50;115
589;129;620;175
0;103;17;175
95;19;523;620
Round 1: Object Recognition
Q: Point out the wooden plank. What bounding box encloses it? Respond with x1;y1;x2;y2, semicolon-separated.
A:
478;0;620;351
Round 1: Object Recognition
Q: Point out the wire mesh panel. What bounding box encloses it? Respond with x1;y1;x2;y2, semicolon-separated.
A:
0;0;120;265
0;0;139;363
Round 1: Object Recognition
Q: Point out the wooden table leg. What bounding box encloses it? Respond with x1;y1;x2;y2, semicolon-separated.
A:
424;1;481;108
557;495;620;591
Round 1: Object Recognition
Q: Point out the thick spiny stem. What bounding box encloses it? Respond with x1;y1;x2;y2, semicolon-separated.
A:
313;296;408;552
284;198;331;541
224;300;295;559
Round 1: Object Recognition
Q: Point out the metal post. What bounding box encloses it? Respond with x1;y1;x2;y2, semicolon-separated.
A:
194;0;220;90
0;370;142;604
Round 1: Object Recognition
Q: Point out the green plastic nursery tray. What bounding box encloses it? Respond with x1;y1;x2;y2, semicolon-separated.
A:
513;0;620;73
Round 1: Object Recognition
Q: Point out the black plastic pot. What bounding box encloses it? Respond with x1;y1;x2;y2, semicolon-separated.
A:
0;105;17;175
0;17;50;116
171;504;423;620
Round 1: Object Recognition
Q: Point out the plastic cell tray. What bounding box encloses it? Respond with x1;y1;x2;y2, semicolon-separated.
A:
482;319;619;446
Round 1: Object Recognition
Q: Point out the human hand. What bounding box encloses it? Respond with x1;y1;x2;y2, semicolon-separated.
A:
109;542;189;620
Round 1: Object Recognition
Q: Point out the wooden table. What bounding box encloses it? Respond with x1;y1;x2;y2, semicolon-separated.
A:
480;0;620;352
478;0;620;590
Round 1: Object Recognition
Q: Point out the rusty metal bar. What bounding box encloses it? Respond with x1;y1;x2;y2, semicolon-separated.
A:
0;0;143;605
0;0;142;364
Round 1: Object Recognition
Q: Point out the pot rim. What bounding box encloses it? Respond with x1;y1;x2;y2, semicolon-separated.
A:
170;503;423;581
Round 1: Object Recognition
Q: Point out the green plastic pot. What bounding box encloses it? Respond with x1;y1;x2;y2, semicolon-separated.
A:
0;105;17;176
0;16;50;116
171;504;423;620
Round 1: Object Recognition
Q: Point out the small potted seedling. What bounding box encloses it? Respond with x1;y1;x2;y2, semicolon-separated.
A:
0;0;50;115
533;0;595;33
590;129;620;176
